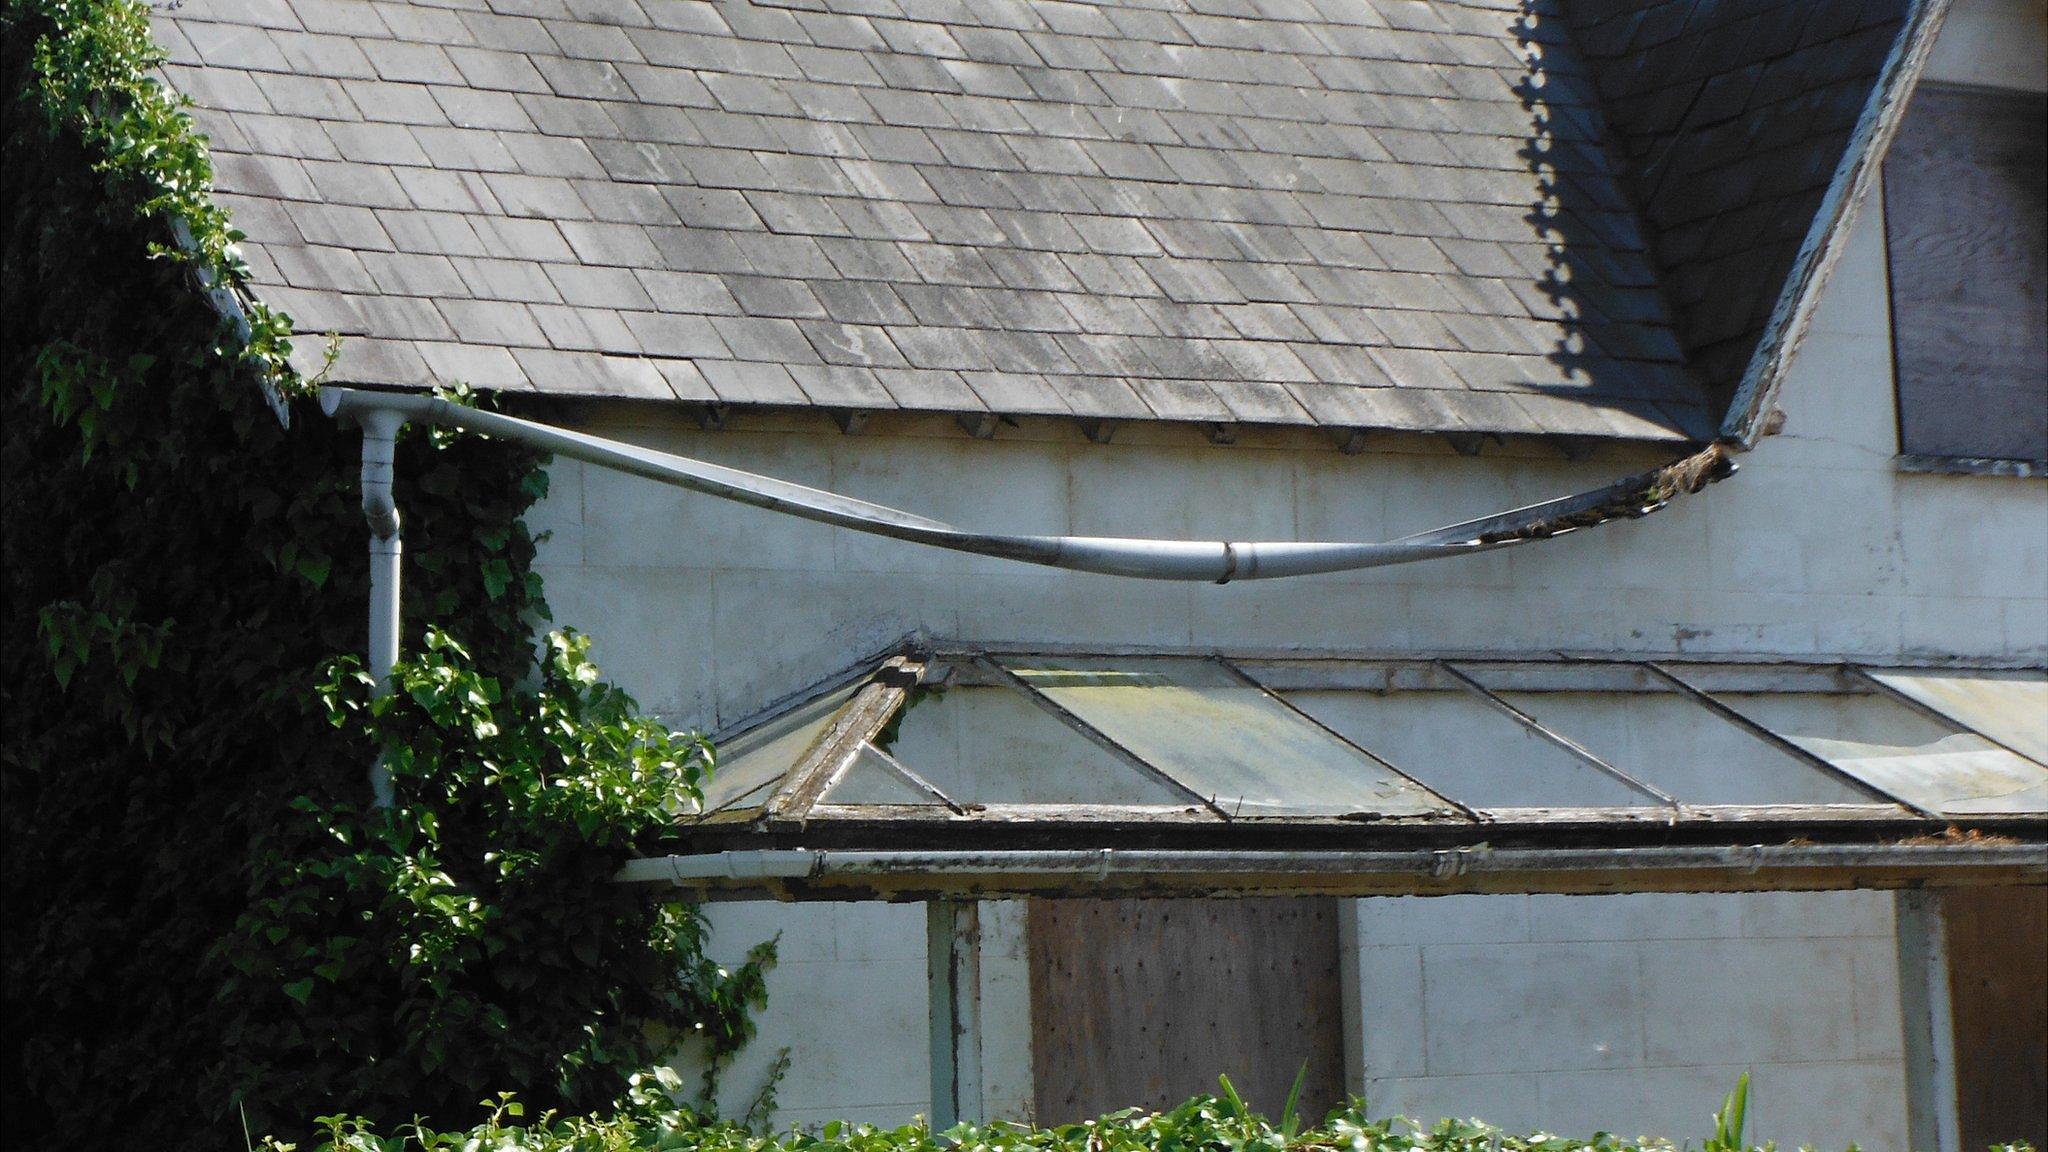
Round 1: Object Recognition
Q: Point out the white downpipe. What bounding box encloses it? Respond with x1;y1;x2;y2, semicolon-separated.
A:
357;407;405;809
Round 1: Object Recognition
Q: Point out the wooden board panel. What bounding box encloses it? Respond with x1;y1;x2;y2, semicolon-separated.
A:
1945;886;2047;1150
1883;85;2047;462
1028;897;1343;1124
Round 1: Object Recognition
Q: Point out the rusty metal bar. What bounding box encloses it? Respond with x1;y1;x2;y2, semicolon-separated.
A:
1434;660;1679;808
1213;656;1477;822
974;656;1231;820
1643;661;1926;814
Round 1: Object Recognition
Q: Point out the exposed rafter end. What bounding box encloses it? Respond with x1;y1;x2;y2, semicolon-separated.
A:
1550;435;1597;461
1078;418;1117;444
1331;427;1370;455
831;409;871;435
693;402;731;431
957;412;999;440
1444;431;1503;456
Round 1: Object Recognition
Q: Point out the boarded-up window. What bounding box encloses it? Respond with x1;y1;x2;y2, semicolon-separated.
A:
1883;85;2047;462
1029;897;1344;1123
1946;886;2048;1149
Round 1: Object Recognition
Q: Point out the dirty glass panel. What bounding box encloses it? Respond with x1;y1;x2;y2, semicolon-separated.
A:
1681;669;2048;816
1863;669;2048;764
1000;657;1457;818
1456;663;1877;806
1260;666;1652;809
887;684;1190;805
698;682;860;813
821;743;946;806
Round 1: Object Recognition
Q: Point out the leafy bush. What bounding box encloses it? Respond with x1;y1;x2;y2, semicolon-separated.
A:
214;629;775;1127
261;1074;2001;1152
2;0;768;1145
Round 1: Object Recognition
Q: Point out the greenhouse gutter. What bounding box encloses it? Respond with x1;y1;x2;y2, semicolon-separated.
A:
614;842;2047;900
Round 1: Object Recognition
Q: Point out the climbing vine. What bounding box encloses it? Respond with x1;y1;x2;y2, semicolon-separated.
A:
1;0;765;1147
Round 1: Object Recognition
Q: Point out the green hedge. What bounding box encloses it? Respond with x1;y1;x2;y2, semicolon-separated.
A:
263;1075;1982;1152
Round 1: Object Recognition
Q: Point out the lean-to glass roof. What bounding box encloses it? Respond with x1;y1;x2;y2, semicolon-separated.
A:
680;647;2048;845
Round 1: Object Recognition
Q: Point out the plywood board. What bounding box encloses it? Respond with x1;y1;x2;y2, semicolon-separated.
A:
1029;897;1343;1124
1946;886;2047;1150
1884;85;2048;462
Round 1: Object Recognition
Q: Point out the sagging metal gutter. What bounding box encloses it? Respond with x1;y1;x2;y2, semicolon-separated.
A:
614;843;2047;900
321;386;1732;585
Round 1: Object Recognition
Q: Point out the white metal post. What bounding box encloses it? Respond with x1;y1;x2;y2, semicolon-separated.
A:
1896;890;1961;1152
927;898;983;1129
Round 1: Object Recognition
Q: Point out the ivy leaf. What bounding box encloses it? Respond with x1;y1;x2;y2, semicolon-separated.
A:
282;979;315;1005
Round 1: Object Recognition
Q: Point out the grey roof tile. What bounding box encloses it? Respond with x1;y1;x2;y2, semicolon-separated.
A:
509;347;674;397
416;341;530;389
700;359;809;405
873;366;983;409
524;297;634;348
790;363;897;407
619;310;730;357
439;297;548;346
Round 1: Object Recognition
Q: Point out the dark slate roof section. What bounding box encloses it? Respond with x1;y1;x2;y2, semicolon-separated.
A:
149;0;1739;443
1563;0;1914;403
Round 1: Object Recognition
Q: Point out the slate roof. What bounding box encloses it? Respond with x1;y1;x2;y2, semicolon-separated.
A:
147;0;1920;443
1566;0;1911;401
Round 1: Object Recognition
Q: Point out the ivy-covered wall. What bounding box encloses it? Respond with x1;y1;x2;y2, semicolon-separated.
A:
1;1;764;1146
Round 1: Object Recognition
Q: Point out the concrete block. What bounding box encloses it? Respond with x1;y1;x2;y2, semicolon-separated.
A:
957;572;1194;648
1362;1073;1539;1127
1848;935;1904;1061
1355;945;1427;1079
524;456;584;566
1525;893;1746;943
575;428;838;572
1532;1064;1749;1141
1186;580;1417;653
1803;196;1891;342
1745;1061;1908;1152
1738;890;1892;939
829;903;928;963
528;564;716;719
1354;895;1531;947
709;568;957;728
2007;597;2048;659
702;901;836;965
737;957;932;1111
1898;479;2048;601
830;438;1068;575
1422;941;1642;1074
1901;594;2007;659
1639;937;1857;1065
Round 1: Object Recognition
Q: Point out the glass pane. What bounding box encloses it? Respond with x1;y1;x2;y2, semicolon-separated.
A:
1700;679;2048;816
1454;663;1877;806
1864;669;2048;764
699;682;860;813
1278;682;1652;809
821;743;945;806
888;685;1189;806
1001;657;1456;818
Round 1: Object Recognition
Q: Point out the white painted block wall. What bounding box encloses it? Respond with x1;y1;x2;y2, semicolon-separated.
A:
522;3;2047;1137
1351;891;1906;1147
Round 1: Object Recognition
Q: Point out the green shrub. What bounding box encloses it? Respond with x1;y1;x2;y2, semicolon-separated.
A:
264;1074;1990;1152
2;0;769;1145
